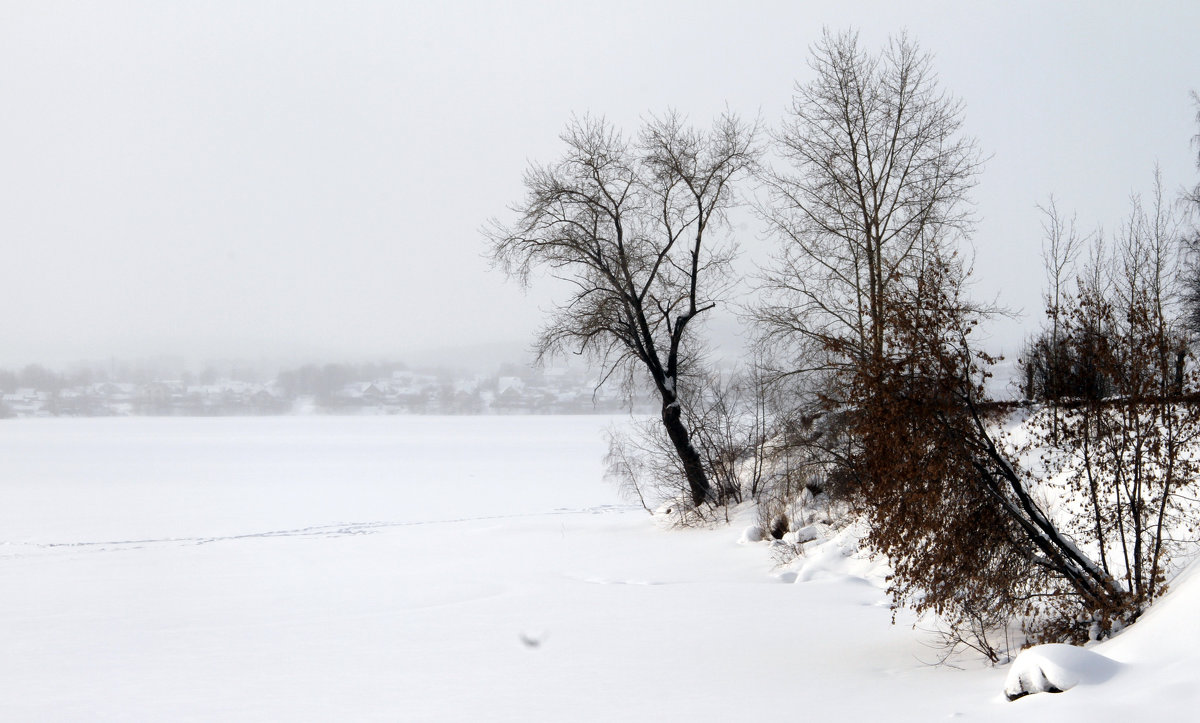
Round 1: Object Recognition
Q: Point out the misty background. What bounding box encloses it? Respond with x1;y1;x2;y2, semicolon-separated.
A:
2;1;1199;381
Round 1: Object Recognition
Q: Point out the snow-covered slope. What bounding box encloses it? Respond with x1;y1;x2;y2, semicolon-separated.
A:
998;557;1200;718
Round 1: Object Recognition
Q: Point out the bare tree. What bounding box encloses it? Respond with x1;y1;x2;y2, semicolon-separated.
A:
1187;91;1200;214
1180;92;1200;335
756;29;982;398
1016;180;1197;639
751;26;987;567
870;172;1197;650
753;29;1180;654
486;112;757;507
1119;168;1185;395
1039;197;1086;397
1019;199;1089;420
850;255;1135;649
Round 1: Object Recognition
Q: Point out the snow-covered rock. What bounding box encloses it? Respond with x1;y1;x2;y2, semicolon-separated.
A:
1004;643;1120;700
738;524;764;544
787;523;821;544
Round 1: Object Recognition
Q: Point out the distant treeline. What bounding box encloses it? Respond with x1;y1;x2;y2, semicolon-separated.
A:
0;359;650;418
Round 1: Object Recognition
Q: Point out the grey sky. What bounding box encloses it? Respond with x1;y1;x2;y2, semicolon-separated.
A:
2;1;1198;368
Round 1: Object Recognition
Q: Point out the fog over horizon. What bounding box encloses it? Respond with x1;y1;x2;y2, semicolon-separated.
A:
3;1;1199;371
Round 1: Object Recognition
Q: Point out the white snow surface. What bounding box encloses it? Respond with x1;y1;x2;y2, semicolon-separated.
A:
1;415;1198;720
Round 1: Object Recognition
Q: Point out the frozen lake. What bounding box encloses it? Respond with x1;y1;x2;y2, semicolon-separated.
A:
0;415;939;721
0;416;628;543
1;416;658;720
9;415;1190;721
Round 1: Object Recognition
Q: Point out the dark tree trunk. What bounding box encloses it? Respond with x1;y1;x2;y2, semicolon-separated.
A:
1174;349;1185;396
660;397;710;506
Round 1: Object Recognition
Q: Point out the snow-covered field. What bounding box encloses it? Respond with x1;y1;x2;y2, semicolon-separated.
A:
1;416;1196;720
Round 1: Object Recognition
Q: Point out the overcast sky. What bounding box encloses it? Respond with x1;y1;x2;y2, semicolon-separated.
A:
2;1;1198;369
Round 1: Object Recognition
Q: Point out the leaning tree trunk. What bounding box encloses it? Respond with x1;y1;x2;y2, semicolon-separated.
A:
660;394;710;506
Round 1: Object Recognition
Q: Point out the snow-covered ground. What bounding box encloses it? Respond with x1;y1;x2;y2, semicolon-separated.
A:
0;416;1196;720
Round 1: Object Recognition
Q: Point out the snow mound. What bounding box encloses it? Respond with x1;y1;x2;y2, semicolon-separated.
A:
738;524;764;544
782;523;821;545
1098;556;1200;663
1004;643;1120;701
